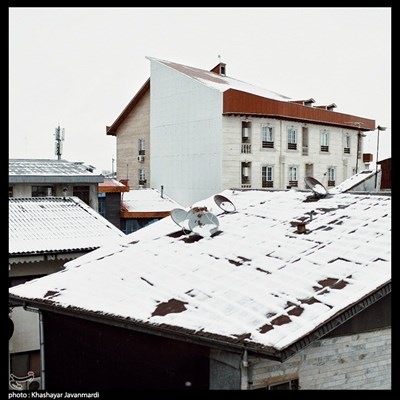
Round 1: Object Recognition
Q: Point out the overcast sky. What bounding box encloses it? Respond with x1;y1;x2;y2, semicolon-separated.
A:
9;7;391;173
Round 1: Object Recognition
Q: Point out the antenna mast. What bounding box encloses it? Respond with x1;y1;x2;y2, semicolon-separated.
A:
54;124;65;160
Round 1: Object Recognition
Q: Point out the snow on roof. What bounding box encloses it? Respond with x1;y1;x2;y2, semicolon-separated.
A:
328;170;376;194
9;197;125;256
9;189;391;354
148;57;291;102
121;188;182;212
9;159;102;178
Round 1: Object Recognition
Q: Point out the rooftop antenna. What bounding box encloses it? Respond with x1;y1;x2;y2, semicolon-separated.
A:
218;54;221;63
214;194;236;213
54;124;65;160
304;176;328;202
170;206;220;237
111;155;115;177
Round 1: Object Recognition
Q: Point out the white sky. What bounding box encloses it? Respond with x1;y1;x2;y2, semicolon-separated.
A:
9;7;391;173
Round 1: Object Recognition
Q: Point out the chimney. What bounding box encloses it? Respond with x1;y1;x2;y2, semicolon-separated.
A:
119;179;129;187
210;62;226;76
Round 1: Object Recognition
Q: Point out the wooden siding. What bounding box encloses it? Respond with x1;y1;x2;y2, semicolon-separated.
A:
223;89;375;131
43;312;210;390
120;211;170;219
377;158;391;189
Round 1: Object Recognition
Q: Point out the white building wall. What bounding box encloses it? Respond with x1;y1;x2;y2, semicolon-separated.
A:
150;60;223;207
222;117;362;190
243;328;391;390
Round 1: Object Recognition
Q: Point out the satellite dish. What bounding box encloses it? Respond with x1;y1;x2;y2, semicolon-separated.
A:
304;176;327;197
214;194;236;213
170;208;190;230
188;210;219;237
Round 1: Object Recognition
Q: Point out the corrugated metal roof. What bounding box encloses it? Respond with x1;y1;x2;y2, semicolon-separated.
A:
9;197;125;255
148;56;291;101
9;189;391;355
9;159;103;182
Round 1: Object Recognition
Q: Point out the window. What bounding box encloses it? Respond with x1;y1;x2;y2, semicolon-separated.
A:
262;126;274;148
320;129;329;152
344;133;351;154
241;162;251;188
241;121;252;154
98;193;106;217
255;379;299;390
288;166;298;187
327;167;336;186
73;186;90;205
287;128;297;150
9;186;13;197
262;166;274;188
32;186;54;197
302;127;309;155
139;169;146;185
138;139;145;155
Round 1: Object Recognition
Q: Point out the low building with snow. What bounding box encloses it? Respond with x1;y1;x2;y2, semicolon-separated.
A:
9;188;391;390
8;196;125;390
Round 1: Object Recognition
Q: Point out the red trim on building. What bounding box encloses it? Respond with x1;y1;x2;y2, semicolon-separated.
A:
223;89;375;130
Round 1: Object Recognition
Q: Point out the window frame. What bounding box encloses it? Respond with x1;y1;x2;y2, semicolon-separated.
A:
262;165;274;188
31;185;54;197
262;125;274;148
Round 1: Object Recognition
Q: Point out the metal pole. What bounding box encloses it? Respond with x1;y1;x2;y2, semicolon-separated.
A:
375;128;380;189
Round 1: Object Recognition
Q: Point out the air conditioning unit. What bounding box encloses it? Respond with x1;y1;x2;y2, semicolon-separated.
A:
137;155;145;162
28;377;41;390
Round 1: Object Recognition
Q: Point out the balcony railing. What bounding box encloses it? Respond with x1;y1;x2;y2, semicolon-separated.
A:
241;143;252;153
328;180;335;186
262;181;273;188
289;180;298;187
344;147;350;154
321;145;329;152
262;141;274;149
302;146;308;156
288;143;297;150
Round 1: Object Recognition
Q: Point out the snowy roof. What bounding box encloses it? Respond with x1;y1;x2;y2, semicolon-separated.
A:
9;197;125;256
121;188;182;212
328;170;376;194
9;159;103;183
9;189;391;357
147;57;291;102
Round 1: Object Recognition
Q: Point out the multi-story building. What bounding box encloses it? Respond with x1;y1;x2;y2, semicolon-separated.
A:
107;58;375;207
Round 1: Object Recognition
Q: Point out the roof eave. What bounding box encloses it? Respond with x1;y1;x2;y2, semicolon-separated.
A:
223;89;375;131
106;78;150;136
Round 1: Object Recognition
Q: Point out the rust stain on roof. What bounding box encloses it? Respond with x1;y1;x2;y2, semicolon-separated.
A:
271;315;291;326
259;323;274;334
317;278;349;290
287;306;304;317
151;298;188;317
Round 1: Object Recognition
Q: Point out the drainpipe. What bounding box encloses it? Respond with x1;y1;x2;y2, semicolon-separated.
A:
25;306;45;390
279;120;284;189
242;349;253;390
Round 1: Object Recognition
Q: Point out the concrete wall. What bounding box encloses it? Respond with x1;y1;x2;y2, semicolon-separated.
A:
244;328;391;390
209;349;242;390
222;116;365;191
116;90;151;189
149;60;223;207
